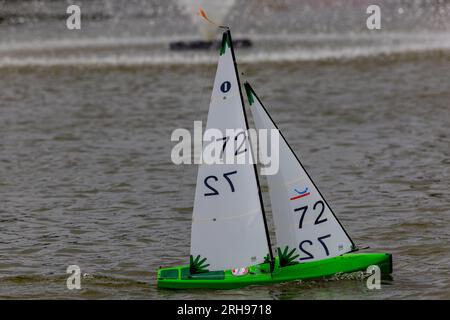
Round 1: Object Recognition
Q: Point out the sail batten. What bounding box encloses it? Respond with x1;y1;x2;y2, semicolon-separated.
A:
244;82;355;264
193;208;261;222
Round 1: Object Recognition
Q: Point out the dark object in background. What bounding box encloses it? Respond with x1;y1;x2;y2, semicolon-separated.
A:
169;38;252;50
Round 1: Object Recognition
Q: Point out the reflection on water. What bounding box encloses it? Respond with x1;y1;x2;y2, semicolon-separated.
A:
0;0;449;299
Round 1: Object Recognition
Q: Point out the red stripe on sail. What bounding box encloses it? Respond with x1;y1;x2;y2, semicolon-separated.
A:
289;193;310;201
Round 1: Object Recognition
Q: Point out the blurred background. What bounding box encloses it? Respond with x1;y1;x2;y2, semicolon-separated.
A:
0;0;449;299
1;0;450;66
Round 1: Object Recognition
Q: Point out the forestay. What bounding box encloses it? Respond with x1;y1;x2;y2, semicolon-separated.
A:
244;82;355;264
190;32;270;272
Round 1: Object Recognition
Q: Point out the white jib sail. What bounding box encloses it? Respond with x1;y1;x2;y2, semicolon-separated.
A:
245;83;354;264
190;32;270;272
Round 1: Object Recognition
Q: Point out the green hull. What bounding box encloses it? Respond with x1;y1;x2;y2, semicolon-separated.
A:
157;252;392;289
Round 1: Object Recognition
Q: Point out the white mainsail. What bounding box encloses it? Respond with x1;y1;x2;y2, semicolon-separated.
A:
244;82;355;264
190;31;270;272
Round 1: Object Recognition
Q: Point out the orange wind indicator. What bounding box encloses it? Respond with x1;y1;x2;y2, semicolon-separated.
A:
198;7;217;25
198;7;229;30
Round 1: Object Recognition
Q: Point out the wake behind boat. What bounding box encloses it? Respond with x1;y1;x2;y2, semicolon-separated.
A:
157;29;392;290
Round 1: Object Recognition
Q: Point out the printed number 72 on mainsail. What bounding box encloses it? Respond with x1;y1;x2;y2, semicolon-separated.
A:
215;132;247;158
204;171;238;196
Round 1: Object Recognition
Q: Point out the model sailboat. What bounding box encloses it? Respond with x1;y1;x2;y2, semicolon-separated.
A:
157;30;392;289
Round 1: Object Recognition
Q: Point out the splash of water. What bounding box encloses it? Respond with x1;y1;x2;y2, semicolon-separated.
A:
0;32;449;69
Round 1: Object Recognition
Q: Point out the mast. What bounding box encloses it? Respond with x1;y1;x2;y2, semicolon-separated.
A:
226;30;275;265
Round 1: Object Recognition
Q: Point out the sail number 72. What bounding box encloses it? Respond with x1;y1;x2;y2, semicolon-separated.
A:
294;200;328;228
216;132;247;158
294;200;331;260
299;234;331;260
204;171;238;196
